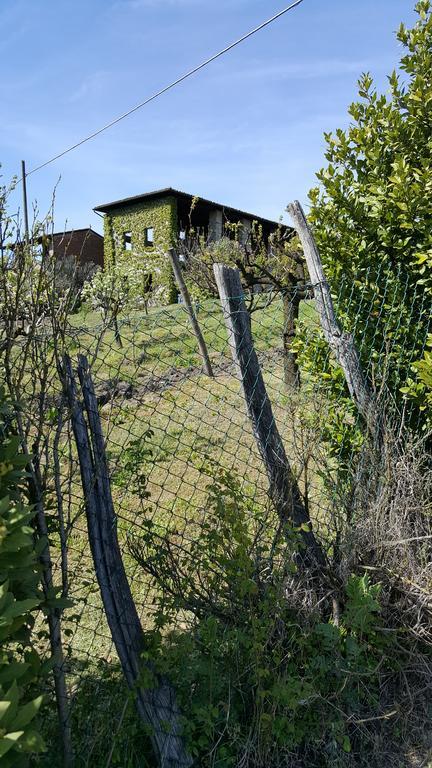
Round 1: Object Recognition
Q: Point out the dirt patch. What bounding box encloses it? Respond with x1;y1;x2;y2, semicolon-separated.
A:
95;347;284;405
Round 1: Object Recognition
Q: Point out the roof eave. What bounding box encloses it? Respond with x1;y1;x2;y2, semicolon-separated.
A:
93;187;290;230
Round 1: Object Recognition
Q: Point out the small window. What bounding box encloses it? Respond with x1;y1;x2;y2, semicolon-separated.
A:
123;231;132;251
144;227;154;247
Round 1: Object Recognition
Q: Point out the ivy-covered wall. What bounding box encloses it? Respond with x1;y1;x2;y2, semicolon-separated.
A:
103;195;178;304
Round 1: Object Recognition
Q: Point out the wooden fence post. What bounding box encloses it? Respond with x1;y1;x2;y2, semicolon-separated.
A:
213;263;324;566
287;200;381;442
27;463;74;768
282;289;301;390
62;354;192;768
168;248;214;377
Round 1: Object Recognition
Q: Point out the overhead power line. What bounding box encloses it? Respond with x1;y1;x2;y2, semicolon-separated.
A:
26;0;304;177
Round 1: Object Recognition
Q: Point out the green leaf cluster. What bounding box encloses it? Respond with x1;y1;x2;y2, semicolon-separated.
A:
112;428;154;500
306;1;432;433
133;467;390;767
0;389;46;766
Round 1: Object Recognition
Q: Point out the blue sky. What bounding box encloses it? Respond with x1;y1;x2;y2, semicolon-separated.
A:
1;0;416;234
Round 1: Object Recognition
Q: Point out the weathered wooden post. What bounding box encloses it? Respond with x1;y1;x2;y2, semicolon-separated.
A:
282;289;301;390
213;263;324;566
168;248;214;377
62;354;192;768
27;460;74;768
287;200;381;442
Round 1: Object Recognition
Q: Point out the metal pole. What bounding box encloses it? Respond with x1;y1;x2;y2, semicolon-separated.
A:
21;160;30;243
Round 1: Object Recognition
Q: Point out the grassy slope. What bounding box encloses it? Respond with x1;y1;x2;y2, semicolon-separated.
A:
40;296;330;767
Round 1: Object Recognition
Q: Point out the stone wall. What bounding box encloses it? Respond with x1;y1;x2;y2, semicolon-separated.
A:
103;195;178;304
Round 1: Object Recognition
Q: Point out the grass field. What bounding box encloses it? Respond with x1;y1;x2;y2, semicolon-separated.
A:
38;294;334;766
65;295;327;533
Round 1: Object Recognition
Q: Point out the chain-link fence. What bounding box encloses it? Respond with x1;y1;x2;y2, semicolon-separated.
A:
7;265;431;767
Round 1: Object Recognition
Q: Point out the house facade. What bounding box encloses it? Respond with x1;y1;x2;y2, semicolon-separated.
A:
93;188;288;303
49;228;104;268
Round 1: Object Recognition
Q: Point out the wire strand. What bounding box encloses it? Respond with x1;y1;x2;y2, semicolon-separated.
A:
26;0;304;177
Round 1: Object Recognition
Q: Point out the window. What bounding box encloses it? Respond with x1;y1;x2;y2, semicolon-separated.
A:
123;231;132;251
144;227;154;247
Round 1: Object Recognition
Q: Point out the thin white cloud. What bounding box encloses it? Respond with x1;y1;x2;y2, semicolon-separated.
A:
125;0;204;7
67;71;112;103
215;58;389;82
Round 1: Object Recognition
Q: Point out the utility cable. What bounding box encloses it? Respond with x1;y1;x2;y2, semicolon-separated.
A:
26;0;304;177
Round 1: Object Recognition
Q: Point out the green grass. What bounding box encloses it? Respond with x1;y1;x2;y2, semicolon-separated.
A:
71;297;317;379
64;296;324;530
38;295;330;766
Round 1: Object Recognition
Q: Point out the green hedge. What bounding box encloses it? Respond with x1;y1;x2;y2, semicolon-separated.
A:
0;389;46;767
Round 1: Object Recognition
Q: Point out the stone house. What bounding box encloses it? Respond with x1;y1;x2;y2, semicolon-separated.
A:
93;187;287;303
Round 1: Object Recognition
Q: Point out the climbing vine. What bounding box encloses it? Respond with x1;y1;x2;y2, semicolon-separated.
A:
103;195;178;305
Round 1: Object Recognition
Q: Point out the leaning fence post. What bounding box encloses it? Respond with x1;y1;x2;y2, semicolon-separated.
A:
62;354;192;768
168;248;214;377
213;263;324;566
27;462;74;768
287;200;381;442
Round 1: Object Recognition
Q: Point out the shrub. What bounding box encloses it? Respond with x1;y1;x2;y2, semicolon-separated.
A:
130;467;402;767
0;389;46;767
305;0;432;434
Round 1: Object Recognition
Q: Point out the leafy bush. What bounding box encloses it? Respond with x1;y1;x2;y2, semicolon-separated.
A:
0;390;46;766
305;0;432;434
403;333;432;419
131;468;396;767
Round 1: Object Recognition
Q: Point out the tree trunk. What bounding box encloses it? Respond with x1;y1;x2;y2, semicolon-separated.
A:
282;290;300;390
113;316;123;347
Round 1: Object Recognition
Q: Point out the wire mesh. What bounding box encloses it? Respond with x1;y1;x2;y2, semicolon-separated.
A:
12;272;431;767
